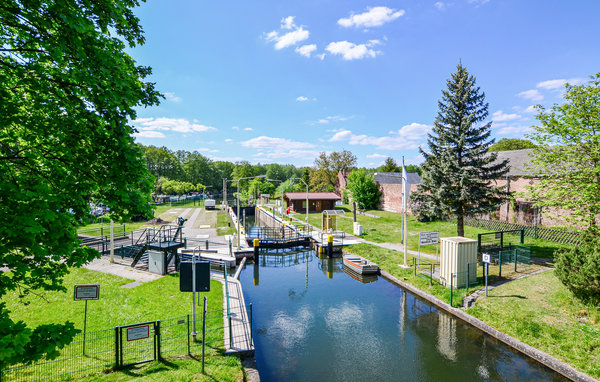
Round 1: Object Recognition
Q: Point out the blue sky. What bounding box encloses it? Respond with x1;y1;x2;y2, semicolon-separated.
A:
129;0;600;167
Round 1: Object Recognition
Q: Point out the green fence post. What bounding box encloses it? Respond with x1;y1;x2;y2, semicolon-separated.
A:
466;263;470;294
187;314;190;355
450;273;454;307
115;326;120;369
499;252;502;278
514;248;518;272
520;228;525;244
534;224;537;239
156;320;161;361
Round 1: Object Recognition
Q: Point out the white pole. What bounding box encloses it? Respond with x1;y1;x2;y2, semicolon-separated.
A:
305;182;309;223
109;219;114;263
237;181;240;250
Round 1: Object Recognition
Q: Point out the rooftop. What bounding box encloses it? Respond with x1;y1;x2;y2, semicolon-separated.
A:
284;192;341;201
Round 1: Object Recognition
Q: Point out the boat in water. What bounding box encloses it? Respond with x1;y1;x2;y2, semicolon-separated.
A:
342;253;379;275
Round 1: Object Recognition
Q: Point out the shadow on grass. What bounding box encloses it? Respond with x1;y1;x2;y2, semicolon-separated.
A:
489;294;527;299
120;359;180;377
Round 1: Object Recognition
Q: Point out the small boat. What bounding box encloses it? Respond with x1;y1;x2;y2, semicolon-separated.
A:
342;253;379;275
343;267;379;284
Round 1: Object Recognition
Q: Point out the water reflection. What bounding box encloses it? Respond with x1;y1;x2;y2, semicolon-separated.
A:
240;249;566;382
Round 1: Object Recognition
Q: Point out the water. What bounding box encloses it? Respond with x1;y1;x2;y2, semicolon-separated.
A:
239;250;566;382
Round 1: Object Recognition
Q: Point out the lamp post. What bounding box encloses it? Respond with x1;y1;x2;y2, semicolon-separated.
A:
290;177;309;224
233;175;266;249
266;179;282;217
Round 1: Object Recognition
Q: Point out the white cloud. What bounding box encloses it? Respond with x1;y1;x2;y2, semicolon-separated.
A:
265;17;310;50
224;138;233;143
468;0;490;5
366;153;388;159
325;40;381;60
244;127;253;131
134;131;166;139
338;6;405;28
281;16;295;30
133;117;217;133
232;126;240;130
496;125;532;137
241;136;315;150
524;105;537;114
316;115;351;124
295;44;317;58
296;96;309;102
316;53;326;60
536;77;586;90
434;2;448;10
329;123;432;150
195;148;219;153
517;89;543;102
492;110;521;122
163;92;182;102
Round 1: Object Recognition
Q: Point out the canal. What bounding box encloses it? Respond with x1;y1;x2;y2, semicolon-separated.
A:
238;249;566;382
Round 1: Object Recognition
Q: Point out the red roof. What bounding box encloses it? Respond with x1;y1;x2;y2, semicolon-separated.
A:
284;192;341;201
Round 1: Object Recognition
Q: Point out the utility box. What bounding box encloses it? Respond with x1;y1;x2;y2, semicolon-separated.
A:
353;222;363;236
148;250;166;275
439;237;477;288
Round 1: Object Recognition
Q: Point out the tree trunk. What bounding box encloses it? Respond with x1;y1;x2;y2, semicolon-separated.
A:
457;214;465;237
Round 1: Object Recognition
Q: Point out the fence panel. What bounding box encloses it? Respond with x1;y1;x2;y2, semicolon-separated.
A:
119;322;156;368
465;217;580;245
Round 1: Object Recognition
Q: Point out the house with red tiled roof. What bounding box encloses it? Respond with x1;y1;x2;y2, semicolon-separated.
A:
283;192;341;213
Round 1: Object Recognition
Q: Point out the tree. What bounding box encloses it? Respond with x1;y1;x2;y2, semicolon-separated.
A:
0;0;159;369
554;231;600;306
378;157;399;172
310;150;357;191
488;138;536;152
346;170;381;210
527;74;600;227
411;63;508;235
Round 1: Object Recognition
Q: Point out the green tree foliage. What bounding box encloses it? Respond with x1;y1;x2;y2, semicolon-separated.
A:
411;64;508;235
346;170;381;210
488;138;536;152
527;74;600;227
141;145;184;180
310;150;357;191
0;0;159;368
378;157;399;172
554;231;600;306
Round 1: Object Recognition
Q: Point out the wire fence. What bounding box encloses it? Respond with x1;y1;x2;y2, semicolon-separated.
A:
1;304;252;382
465;217;581;245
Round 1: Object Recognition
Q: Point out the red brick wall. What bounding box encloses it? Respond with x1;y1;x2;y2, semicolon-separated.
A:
377;183;419;213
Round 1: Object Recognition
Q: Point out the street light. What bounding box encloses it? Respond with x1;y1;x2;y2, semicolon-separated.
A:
233;174;266;249
290;177;309;224
266;179;283;218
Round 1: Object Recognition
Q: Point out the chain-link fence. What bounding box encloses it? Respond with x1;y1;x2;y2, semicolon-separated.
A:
1;304;251;382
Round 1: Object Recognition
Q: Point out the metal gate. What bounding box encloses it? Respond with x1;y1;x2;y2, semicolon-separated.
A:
116;321;158;368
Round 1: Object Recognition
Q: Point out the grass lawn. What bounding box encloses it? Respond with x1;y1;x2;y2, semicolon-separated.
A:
3;267;243;381
467;270;600;379
217;209;236;236
299;204;572;260
347;243;544;308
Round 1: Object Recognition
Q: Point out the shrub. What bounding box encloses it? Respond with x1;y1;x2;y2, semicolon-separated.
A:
554;230;600;305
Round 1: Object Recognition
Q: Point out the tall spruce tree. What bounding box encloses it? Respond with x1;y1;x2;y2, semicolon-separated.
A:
411;64;508;236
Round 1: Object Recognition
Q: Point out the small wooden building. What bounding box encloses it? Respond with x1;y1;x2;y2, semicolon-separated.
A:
283;192;341;213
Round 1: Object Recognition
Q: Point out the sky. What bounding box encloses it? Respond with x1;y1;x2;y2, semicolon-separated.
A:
129;0;600;168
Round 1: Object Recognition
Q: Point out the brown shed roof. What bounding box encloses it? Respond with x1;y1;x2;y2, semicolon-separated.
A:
284;192;341;201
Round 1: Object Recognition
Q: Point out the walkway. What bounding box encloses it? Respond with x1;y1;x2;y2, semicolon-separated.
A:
212;271;254;354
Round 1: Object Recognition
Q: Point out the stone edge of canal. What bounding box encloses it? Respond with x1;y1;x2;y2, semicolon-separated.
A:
379;270;597;382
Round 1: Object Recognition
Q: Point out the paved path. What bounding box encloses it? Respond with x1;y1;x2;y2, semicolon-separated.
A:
83;257;162;283
212;271;254;354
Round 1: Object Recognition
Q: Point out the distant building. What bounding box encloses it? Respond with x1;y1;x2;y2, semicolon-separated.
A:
284;192;341;213
335;170;421;213
373;172;422;213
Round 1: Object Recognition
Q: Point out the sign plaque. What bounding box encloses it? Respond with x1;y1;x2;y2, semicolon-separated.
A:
127;325;150;341
74;284;100;300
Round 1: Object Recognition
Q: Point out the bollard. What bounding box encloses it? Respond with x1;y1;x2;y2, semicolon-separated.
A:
253;238;259;264
327;235;333;258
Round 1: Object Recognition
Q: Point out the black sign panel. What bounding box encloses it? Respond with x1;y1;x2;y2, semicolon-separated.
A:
179;262;211;292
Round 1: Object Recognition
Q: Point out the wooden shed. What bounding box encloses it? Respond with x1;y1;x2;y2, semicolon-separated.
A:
283;192;341;213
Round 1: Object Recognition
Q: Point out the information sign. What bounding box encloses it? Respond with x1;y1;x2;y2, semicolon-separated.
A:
482;253;491;264
74;284;100;300
419;231;439;246
127;325;150;341
180;262;211;292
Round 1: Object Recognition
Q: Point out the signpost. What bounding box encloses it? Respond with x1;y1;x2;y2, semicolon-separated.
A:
74;284;100;355
482;253;491;296
417;231;439;264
